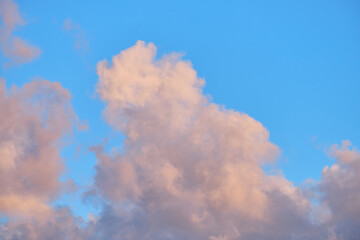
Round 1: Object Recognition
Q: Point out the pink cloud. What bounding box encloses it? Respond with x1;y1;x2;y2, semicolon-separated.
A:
0;79;74;220
0;0;41;67
319;141;360;238
0;41;359;239
92;41;314;239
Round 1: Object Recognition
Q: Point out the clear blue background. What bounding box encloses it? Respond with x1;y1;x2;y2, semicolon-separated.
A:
1;0;359;218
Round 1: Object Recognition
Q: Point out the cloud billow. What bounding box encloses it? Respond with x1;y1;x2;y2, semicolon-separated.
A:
92;41;317;239
0;79;86;239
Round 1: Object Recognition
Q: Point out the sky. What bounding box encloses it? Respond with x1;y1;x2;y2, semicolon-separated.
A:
0;0;359;239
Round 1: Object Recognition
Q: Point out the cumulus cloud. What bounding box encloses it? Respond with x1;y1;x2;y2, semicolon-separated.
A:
318;140;360;239
63;18;88;52
0;78;81;238
91;41;317;239
0;41;359;239
0;0;41;66
0;206;90;240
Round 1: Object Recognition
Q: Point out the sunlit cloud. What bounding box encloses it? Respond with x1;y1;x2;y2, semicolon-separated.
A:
90;41;317;239
0;41;359;239
0;0;41;67
0;78;82;238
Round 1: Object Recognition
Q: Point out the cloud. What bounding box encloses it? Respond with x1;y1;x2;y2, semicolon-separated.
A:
91;41;317;239
0;78;78;237
63;18;88;52
318;140;360;239
0;41;359;239
0;0;41;66
0;206;89;240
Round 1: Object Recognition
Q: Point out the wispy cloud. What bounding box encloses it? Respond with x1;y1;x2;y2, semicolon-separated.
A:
62;18;88;52
0;0;41;67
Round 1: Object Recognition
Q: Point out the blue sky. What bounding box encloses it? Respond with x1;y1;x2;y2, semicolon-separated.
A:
3;0;358;182
1;0;360;236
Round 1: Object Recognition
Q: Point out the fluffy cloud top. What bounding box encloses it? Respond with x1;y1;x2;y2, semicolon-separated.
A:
0;0;41;66
93;41;315;239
